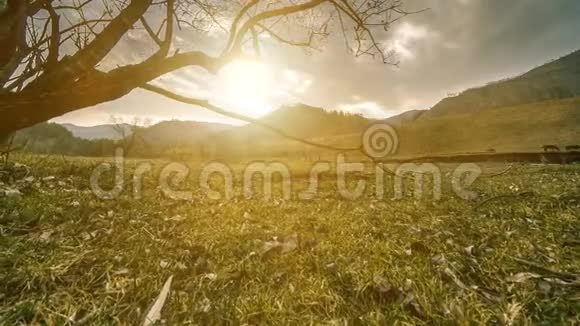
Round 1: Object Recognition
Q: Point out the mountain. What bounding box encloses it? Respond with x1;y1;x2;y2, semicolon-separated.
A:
395;96;580;156
213;104;373;157
241;104;370;137
384;109;426;126
61;123;131;140
110;120;232;158
42;105;372;158
138;120;231;156
12;120;232;158
423;50;580;118
139;120;231;146
13;123;117;156
370;49;580;156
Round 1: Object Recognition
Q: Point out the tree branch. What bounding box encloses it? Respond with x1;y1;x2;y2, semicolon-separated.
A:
141;83;361;152
226;0;328;56
44;2;60;67
28;0;154;89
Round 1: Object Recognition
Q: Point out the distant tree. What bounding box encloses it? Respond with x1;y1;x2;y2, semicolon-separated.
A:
12;122;117;156
110;116;150;156
0;0;419;136
0;133;16;164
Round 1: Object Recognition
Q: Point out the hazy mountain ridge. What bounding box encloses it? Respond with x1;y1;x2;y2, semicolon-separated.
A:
423;49;580;118
61;123;131;141
212;104;373;157
139;120;231;146
383;110;426;126
231;104;370;137
396;96;580;156
13;123;117;156
17;49;580;157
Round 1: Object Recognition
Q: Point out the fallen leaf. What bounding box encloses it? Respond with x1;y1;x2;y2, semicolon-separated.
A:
202;273;218;281
464;245;475;256
500;302;523;326
261;234;299;258
477;287;502;304
326;262;338;273
5;189;22;198
39;231;53;242
113;268;130;276
369;276;403;303
261;240;283;259
282;234;298;254
506;272;541;283
403;279;413;292
403;293;425;320
537;280;551;294
168;215;186;222
431;255;447;266
198;297;211;313
143;275;173;326
442;267;467;290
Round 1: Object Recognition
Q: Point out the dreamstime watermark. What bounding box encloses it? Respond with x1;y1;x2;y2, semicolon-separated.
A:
90;123;482;202
362;123;399;159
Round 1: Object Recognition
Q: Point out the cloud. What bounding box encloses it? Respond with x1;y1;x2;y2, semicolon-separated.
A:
53;0;580;125
390;23;431;60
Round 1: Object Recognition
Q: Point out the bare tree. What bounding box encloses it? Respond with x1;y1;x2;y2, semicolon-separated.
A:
0;133;27;164
0;0;419;136
110;115;150;155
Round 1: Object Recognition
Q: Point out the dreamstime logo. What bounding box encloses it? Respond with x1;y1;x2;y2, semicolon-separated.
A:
362;123;399;159
89;150;483;203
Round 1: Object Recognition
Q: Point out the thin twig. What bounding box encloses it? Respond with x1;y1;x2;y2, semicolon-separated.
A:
472;191;534;211
481;164;518;178
510;255;579;281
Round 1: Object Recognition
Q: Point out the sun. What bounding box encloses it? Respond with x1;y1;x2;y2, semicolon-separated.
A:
216;60;277;118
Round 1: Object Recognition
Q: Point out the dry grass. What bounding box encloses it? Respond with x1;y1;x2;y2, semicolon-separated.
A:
1;154;579;325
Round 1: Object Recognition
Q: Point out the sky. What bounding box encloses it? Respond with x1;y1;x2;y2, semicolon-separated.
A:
51;0;580;126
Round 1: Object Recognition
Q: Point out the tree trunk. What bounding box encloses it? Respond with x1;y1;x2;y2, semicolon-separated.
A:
0;0;27;85
0;74;136;134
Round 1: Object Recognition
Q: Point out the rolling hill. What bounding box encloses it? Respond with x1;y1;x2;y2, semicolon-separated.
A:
213;104;372;157
423;49;580;118
138;120;231;147
395;96;580;156
383;109;426;127
61;123;131;141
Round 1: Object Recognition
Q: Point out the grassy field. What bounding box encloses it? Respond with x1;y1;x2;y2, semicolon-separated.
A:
1;154;579;325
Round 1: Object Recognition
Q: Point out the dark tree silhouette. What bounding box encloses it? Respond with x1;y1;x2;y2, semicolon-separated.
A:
0;0;419;136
